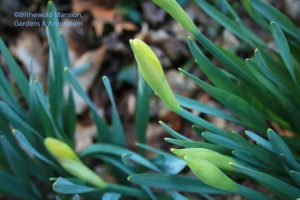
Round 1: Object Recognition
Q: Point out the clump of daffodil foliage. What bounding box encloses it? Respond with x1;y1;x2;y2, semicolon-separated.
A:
129;0;300;199
0;1;188;200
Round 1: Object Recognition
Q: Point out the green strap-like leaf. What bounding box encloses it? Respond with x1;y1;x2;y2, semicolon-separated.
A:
103;76;125;147
179;68;267;131
80;143;160;172
14;130;57;167
176;94;240;124
233;163;300;199
0;38;29;102
251;0;300;42
65;68;111;142
128;174;226;194
0;171;37;200
268;129;300;171
270;22;297;82
0;135;29;183
53;177;98;194
135;73;152;145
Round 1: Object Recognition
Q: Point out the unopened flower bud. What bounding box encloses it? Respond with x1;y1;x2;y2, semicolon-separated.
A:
130;39;182;113
172;148;236;171
184;156;238;191
44;137;106;188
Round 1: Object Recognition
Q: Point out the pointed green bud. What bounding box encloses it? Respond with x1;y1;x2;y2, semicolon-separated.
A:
152;0;198;34
44;138;107;188
184;156;239;191
171;148;236;171
130;39;182;113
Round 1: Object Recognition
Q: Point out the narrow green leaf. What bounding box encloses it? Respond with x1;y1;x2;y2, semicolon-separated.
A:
0;65;22;110
159;120;192;141
164;138;230;153
135;74;152;145
241;0;269;29
179;68;267;131
268;129;300;171
289;170;300;187
46;1;60;51
232;150;269;170
201;132;240;150
193;32;255;85
187;37;239;93
0;102;39;137
232;163;300;199
62;88;76;140
102;193;121;200
103;76;125;147
34;81;63;140
0;38;29;102
176;94;240;124
0;135;29;182
53;177;98;194
195;0;261;47
270;21;297;82
65;68;111;142
169;192;188;200
80;143;160;172
251;0;300;42
59;33;71;68
97;156;157;200
136;143;186;174
128;174;225;194
245;131;272;151
178;109;228;136
14;130;57;167
0;171;36;200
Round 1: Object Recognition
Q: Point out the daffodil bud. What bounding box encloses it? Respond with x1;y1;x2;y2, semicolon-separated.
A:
130;39;182;113
184;156;239;191
44;137;106;188
152;0;199;34
171;148;236;171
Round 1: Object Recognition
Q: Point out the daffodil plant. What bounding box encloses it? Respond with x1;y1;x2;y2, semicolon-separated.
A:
129;0;300;199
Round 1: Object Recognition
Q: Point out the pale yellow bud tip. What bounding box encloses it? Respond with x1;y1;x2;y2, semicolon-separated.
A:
44;137;78;162
130;38;182;113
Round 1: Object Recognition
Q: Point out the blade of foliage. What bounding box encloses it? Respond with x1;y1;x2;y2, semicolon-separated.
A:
80;143;160;172
0;171;37;200
0;38;29;102
159;121;192;141
251;0;300;42
270;22;297;82
53;177;98;194
64;68;111;142
232;163;300;199
179;68;267;131
176;94;240;124
103;76;125;147
128;174;226;194
136;143;186;174
267;129;300;171
0;135;29;183
14;130;57;167
135;74;152;145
